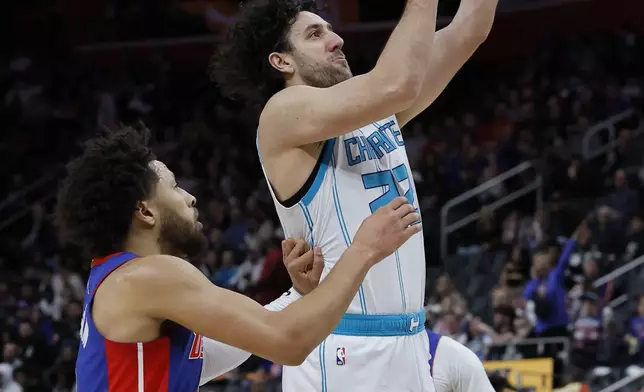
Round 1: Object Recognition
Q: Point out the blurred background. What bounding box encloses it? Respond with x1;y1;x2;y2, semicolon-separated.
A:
1;0;644;391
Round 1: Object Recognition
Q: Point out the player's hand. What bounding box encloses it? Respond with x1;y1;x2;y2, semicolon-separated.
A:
352;197;421;265
282;239;324;295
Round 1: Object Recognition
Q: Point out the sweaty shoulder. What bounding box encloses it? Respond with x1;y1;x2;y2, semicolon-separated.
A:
113;255;202;291
92;255;198;342
93;255;208;341
261;85;316;118
97;255;202;310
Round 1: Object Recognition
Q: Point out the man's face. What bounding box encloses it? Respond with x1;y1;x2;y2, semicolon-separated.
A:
272;11;353;88
531;252;550;279
145;161;207;258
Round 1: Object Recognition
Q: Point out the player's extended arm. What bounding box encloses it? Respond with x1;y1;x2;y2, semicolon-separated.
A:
199;290;302;386
259;0;439;150
396;0;499;127
139;197;420;366
199;241;320;385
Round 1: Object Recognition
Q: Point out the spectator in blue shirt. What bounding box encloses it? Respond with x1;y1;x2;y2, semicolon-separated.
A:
523;240;574;338
523;239;577;387
627;294;644;365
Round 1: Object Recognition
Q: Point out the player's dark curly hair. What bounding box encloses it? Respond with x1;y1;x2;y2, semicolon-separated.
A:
55;125;158;258
210;0;320;108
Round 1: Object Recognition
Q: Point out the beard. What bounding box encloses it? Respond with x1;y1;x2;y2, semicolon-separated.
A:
294;51;352;88
159;207;207;259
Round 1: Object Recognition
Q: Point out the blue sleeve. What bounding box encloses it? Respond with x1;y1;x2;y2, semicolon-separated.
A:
549;239;576;285
523;280;536;300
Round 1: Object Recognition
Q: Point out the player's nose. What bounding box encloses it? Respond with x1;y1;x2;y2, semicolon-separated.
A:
327;32;344;53
186;192;196;207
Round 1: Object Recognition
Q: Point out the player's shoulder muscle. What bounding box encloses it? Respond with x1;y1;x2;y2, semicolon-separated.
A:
113;255;208;311
258;85;318;152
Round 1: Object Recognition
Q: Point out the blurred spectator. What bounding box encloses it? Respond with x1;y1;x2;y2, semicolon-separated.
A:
0;363;22;392
569;292;607;379
427;274;467;316
523;244;570;339
627;295;644;365
213;250;239;289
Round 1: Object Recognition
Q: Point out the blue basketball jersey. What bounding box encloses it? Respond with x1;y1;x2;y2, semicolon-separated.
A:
76;252;203;392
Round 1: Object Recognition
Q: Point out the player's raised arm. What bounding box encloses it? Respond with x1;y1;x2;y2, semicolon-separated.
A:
396;0;499;127
134;197;420;366
259;0;438;149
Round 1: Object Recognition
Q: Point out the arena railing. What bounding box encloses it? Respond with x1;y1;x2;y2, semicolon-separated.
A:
440;161;543;260
0;170;59;214
484;336;570;361
0;167;63;234
592;253;644;289
598;371;644;392
483;336;570;387
581;108;644;161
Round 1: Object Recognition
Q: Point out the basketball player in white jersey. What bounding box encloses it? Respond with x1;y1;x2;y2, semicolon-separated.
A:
198;243;494;392
212;0;498;389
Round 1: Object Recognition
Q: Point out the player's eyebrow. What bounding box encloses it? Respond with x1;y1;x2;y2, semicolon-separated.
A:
304;23;333;35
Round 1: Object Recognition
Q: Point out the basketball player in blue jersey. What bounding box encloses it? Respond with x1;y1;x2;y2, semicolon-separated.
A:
55;125;421;392
212;0;498;389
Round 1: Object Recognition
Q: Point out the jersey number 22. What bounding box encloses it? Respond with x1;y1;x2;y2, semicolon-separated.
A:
362;163;415;213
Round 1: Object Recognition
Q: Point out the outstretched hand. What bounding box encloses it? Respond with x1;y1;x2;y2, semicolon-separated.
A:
282;239;324;295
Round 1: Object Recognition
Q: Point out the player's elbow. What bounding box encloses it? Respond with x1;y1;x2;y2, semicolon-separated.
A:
269;337;310;366
262;320;311;366
281;347;310;366
279;330;314;366
371;69;421;110
387;73;422;107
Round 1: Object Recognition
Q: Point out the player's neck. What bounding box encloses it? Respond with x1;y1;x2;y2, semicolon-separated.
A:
284;74;307;89
123;232;162;257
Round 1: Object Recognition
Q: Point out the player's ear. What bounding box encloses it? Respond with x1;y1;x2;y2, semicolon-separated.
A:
268;52;294;75
134;200;156;228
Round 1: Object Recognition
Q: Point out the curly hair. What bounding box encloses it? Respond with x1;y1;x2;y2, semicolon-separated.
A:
210;0;320;108
55;125;158;258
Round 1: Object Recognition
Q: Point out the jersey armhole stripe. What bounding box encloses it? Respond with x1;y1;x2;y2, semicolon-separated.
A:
294;138;336;207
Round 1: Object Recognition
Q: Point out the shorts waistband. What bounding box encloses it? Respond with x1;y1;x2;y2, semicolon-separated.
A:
332;310;425;337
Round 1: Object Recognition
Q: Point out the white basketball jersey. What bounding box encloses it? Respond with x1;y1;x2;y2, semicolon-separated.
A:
259;115;426;314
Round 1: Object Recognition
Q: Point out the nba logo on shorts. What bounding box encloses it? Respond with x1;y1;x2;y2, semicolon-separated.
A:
336;347;346;366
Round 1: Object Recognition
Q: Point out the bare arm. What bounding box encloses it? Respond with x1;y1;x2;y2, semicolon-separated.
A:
199;239;319;385
259;0;438;151
136;198;420;365
199;289;303;386
397;0;499;127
